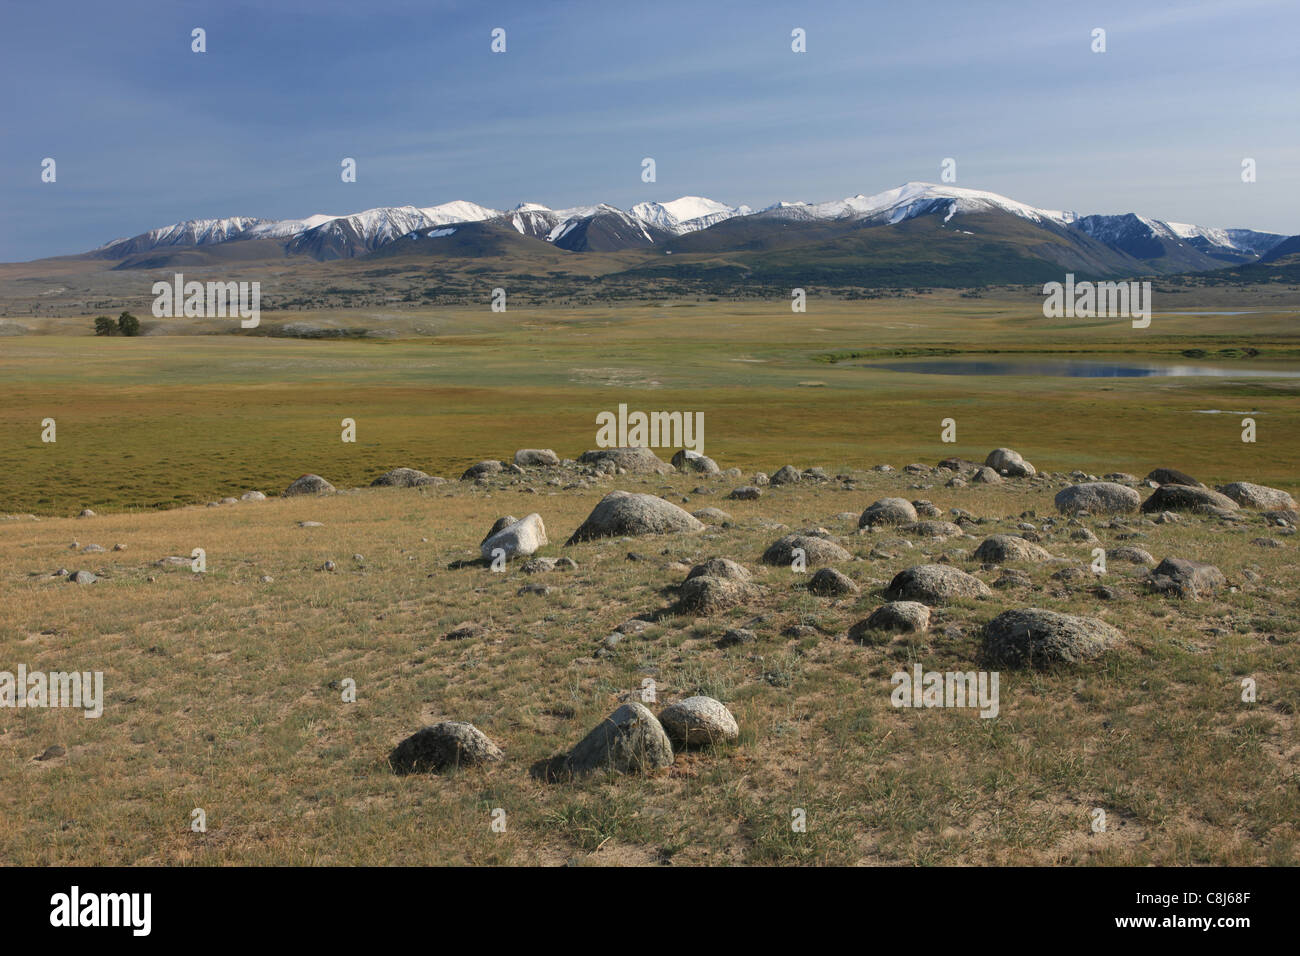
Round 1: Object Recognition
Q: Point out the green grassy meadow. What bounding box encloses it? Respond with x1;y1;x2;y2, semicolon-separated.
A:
1;295;1298;515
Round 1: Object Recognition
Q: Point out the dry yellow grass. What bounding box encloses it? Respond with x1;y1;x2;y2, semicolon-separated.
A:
1;465;1295;865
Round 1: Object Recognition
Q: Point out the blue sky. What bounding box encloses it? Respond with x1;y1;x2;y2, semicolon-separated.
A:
2;0;1297;261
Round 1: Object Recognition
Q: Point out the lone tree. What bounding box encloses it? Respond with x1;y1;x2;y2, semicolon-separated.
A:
93;316;116;336
117;311;141;336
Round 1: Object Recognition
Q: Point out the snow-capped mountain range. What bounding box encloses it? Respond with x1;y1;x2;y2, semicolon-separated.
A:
92;182;1288;270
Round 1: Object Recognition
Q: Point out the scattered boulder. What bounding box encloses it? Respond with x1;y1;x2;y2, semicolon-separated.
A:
283;474;334;496
692;507;733;524
371;467;429;488
1054;482;1140;515
675;575;756;614
761;534;850;567
443;622;486;641
480;513;548;562
685;557;751;582
1147;468;1202;487
671;450;720;474
971;466;1003;484
770;465;802;486
1148;557;1226;599
564;702;675;776
389;722;503;773
983;608;1122;667
717;628;757;647
68;570;96;585
859;498;918;528
461;460;504;480
240;490;266;501
972;535;1052;564
1217;482;1296;511
658;697;738;748
851;601;930;638
566;491;704;544
578;447;674;475
985;448;1036;477
514;448;560;467
1141;485;1239;513
480;515;519;544
1107;546;1155;565
808;567;859;596
903;520;963;539
885;565;991;605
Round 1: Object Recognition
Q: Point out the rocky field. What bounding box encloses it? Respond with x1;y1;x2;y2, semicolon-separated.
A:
2;445;1296;865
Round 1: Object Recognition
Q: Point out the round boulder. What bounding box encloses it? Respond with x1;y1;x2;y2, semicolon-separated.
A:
564;702;675;776
1141;485;1239;513
1217;482;1296;511
671;449;720;474
972;535;1052;564
850;601;931;639
859;498;918;528
808;567;860;596
577;447;674;475
983;608;1122;668
1054;482;1140;515
371;467;430;488
514;448;560;467
566;491;704;544
658;697;738;748
885;564;991;605
480;513;548;562
283;474;334;496
761;534;851;567
389;722;504;773
985;448;1036;477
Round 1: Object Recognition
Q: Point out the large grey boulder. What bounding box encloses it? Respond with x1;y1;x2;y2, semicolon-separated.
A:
283;474;335;496
1055;482;1141;515
564;702;675;776
808;567;860;596
388;722;504;773
761;534;851;567
480;515;518;544
671;449;720;474
972;535;1052;564
850;601;931;638
1217;482;1296;511
1141;485;1239;513
859;497;917;528
480;513;548;562
985;448;1036;477
885;565;991;604
903;520;964;539
675;575;756;614
983;608;1122;668
514;448;560;467
578;447;674;475
566;491;704;544
1148;557;1226;599
685;557;751;582
770;465;802;486
658;697;738;748
371;467;429;488
1147;468;1202;487
461;460;505;480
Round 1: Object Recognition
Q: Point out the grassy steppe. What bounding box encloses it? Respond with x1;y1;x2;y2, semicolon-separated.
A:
1;470;1296;865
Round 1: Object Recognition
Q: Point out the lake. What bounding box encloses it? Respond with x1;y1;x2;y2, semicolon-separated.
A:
861;356;1300;379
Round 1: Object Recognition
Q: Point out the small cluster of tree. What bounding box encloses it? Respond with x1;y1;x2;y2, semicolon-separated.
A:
94;312;141;336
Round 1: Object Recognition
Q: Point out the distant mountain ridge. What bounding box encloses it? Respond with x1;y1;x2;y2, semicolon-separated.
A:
86;182;1291;283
